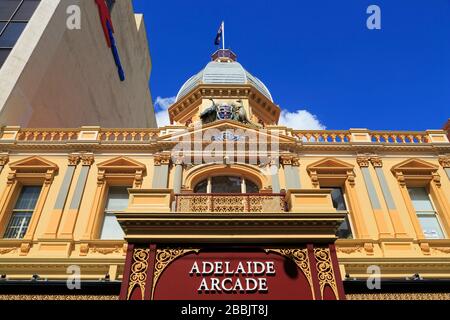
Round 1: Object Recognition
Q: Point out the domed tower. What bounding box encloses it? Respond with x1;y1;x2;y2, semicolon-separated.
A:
168;49;280;127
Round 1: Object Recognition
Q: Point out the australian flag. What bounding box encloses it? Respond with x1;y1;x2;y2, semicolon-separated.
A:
214;21;224;46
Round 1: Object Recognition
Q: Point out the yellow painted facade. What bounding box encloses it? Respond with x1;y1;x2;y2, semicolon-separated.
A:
0;124;448;283
0;48;449;300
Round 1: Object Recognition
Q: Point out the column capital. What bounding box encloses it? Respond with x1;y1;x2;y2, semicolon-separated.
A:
280;155;300;167
356;156;370;168
173;155;185;166
438;155;450;168
370;156;383;168
68;154;81;166
154;153;171;166
81;153;95;166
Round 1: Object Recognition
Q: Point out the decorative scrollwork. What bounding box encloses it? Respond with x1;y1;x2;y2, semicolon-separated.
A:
151;248;199;300
90;246;121;255
265;248;315;299
176;194;287;213
127;249;150;300
0;248;17;255
314;248;339;300
433;247;450;254
336;246;363;255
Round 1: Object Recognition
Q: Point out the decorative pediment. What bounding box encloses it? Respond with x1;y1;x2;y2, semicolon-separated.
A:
391;158;439;174
307;158;355;187
97;157;146;173
9;156;58;173
97;157;146;188
307;158;354;173
391;158;441;187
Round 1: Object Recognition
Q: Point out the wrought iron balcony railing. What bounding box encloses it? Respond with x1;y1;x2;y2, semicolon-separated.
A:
175;193;288;213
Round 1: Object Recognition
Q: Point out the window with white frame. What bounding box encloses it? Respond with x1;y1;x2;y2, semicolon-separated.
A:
3;185;42;239
99;186;128;240
407;187;445;239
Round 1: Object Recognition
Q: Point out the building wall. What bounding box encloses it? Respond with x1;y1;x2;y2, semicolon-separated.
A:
0;126;449;284
0;0;156;128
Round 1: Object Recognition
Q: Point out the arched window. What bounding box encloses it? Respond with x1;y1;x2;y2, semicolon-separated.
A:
194;176;259;194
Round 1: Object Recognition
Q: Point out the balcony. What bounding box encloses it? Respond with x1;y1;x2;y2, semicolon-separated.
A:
175;193;288;213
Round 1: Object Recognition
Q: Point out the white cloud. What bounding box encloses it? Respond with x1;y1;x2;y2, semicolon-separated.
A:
154;96;175;127
278;109;326;130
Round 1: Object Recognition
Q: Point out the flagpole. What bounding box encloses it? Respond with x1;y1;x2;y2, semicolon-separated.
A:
222;21;225;50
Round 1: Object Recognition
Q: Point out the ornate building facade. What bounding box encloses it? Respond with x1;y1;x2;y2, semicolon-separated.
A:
0;49;449;300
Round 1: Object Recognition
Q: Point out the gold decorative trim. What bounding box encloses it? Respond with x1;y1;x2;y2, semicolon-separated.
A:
127;249;150;300
314;248;339;300
151;248;199;300
265;248;315;299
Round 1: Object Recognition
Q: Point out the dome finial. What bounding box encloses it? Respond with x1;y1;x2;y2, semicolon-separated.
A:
211;49;237;62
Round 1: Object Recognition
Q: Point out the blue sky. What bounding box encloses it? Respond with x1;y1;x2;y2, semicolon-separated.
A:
132;0;450;130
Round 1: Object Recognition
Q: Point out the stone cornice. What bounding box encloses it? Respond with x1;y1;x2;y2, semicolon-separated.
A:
117;212;345;244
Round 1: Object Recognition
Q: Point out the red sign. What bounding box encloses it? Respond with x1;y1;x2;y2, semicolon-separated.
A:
153;251;314;300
